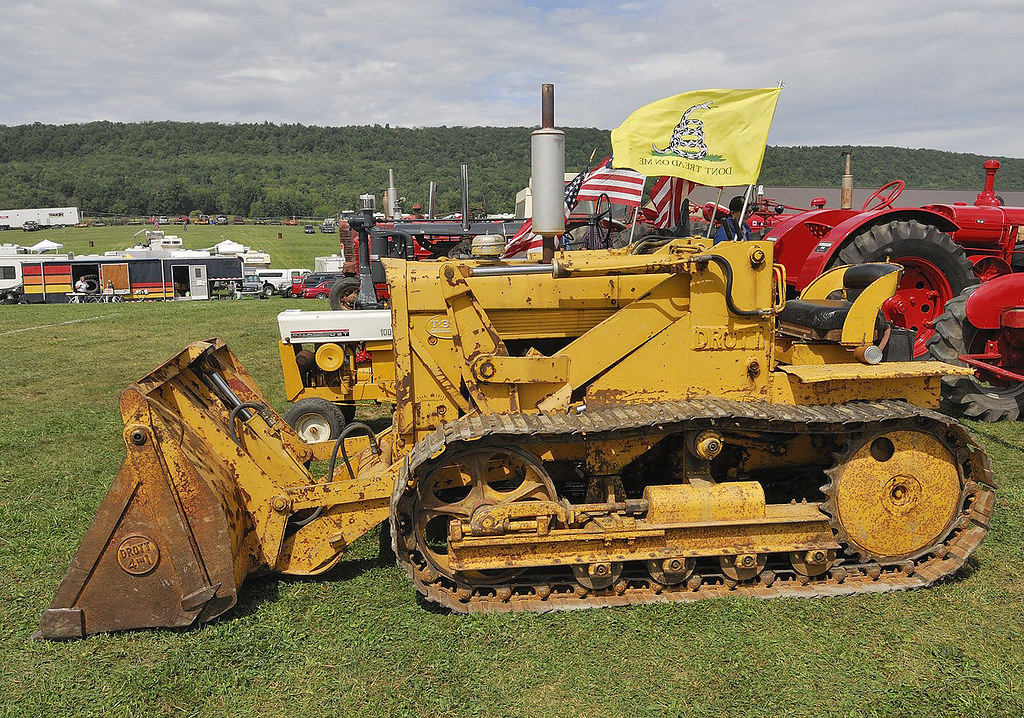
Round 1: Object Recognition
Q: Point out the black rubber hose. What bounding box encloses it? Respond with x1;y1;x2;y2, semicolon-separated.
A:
328;422;382;482
228;401;269;446
691;254;773;318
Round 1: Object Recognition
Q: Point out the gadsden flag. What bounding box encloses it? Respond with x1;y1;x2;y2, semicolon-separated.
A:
611;88;781;186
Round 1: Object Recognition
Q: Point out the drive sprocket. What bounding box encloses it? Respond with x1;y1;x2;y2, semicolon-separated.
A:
821;429;966;562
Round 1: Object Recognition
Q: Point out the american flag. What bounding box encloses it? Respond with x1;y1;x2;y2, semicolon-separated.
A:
649;176;697;229
501;168;587;259
575;157;646;208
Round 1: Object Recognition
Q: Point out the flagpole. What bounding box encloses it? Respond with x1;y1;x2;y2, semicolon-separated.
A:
737;184;754;240
628;204;639;244
706;187;724;239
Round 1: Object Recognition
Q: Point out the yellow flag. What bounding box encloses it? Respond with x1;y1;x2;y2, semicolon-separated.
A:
611;88;781;185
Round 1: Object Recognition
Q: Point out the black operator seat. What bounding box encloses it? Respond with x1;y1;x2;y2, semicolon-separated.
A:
777;263;901;342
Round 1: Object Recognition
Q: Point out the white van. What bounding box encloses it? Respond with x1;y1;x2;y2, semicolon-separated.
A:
254;268;311;297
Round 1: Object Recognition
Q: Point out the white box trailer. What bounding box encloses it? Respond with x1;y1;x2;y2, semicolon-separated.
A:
0;207;80;229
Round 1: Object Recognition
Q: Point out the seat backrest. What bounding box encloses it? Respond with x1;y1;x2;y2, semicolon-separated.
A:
843;263;900;301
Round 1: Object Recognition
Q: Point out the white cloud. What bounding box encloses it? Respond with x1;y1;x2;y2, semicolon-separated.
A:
1;0;1022;156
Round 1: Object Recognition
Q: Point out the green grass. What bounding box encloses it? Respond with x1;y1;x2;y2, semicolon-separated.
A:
6;223;343;270
1;300;1024;717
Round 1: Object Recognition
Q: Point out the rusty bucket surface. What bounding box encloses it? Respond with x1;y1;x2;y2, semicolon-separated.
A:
38;340;285;639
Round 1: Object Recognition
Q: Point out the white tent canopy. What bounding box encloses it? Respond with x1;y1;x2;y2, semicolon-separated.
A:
207;239;248;255
28;239;63;252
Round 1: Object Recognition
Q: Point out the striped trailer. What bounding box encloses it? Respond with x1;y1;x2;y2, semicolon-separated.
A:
22;256;243;303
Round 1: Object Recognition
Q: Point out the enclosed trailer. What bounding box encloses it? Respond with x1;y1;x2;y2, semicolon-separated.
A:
0;207;80;229
22;255;242;303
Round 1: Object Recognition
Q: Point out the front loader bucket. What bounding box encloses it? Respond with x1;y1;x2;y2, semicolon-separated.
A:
38;339;318;639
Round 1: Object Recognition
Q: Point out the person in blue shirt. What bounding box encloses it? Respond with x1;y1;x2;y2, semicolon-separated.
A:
713;195;752;244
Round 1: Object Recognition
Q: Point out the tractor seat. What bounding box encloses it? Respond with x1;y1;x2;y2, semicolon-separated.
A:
778;299;858;336
778;264;899;342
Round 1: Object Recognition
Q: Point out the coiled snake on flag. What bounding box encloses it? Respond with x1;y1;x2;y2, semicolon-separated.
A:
653;101;712;160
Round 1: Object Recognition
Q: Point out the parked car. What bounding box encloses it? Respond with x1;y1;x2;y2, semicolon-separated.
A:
320;220;337;233
254;268;311;297
233;216;246;225
290;272;343;298
303;224;315;234
22;221;40;231
254;218;266;225
301;279;338;300
196;215;211;225
216;215;229;225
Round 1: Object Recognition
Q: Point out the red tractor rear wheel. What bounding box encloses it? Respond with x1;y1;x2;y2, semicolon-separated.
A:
926;286;1024;421
831;220;977;357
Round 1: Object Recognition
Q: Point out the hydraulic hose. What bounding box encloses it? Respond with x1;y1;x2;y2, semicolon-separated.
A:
691;254;774;318
328;421;382;482
227;401;271;446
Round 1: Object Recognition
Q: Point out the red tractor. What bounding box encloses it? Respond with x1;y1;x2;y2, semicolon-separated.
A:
926;274;1024;421
764;159;1023;356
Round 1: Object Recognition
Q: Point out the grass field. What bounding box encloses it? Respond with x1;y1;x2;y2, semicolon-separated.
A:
4;223;342;270
1;299;1023;717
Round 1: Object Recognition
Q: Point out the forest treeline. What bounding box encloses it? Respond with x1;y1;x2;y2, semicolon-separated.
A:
1;121;1022;217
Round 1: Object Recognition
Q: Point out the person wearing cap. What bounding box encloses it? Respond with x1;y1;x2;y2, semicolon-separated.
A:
713;195;751;245
409;203;426;219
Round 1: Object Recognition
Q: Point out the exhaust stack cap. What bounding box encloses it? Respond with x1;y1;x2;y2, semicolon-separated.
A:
359;194;375;211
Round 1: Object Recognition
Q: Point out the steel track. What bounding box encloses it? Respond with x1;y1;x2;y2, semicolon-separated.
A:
390;399;995;613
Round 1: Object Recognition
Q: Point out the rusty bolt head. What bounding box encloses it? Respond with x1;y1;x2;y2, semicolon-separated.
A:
437;405;447;416
737;554;757;569
746;359;761;379
443;266;456;281
271;496;291;513
749;247;766;268
808;549;827;564
591;563;610;578
478;360;496;379
129;429;148;446
665;558;685;573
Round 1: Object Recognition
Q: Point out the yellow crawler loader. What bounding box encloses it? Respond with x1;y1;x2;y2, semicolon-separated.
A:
38;237;995;639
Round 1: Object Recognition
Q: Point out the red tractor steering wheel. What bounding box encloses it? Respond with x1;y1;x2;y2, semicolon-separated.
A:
861;180;905;211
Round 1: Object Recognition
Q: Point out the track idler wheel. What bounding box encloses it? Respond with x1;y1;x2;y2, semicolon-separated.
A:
719;553;766;582
790;549;836;577
573;562;623;590
647;557;695;585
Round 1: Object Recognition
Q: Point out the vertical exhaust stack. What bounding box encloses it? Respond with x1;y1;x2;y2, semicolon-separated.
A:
387;170;401;220
428;181;437;220
841;152;853;210
460;164;471;231
531;84;565;263
356;194;380;307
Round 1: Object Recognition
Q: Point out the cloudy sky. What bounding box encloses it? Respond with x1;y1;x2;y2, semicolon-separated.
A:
3;0;1022;157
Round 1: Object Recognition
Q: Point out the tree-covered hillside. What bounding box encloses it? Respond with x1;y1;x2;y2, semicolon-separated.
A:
1;122;1021;217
